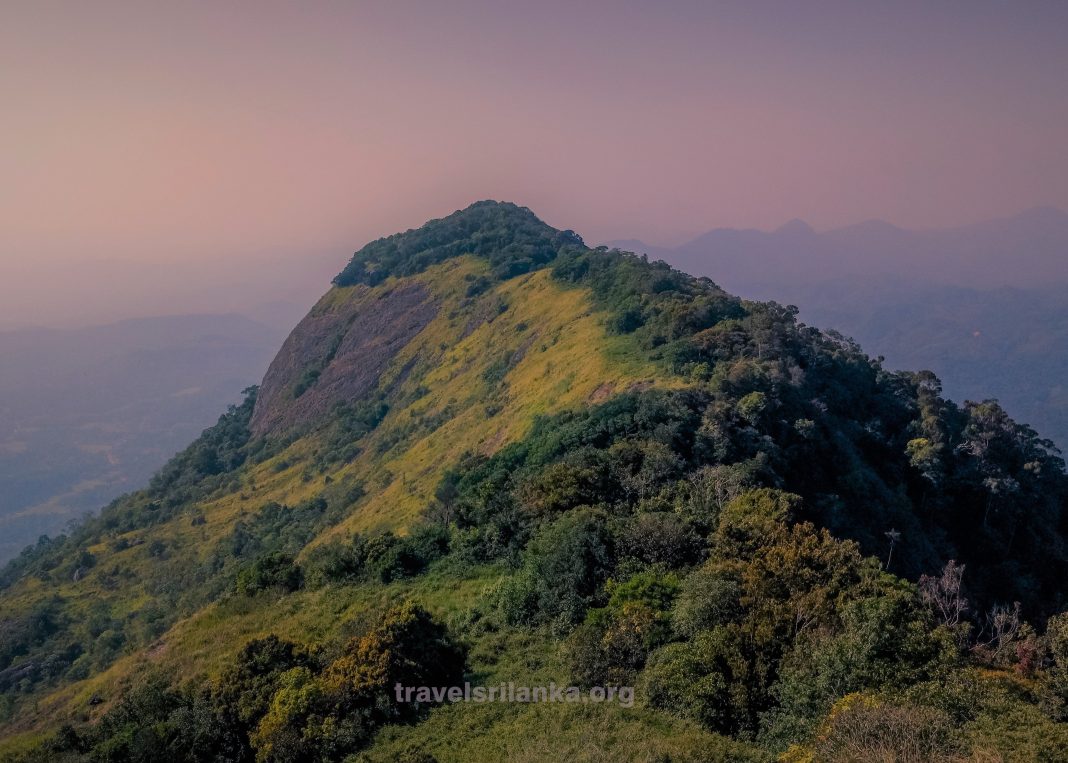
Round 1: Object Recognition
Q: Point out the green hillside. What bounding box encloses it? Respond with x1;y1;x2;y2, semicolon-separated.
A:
2;202;1067;762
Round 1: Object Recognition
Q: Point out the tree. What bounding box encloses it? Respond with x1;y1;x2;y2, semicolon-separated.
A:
883;529;901;570
672;566;742;638
320;600;466;728
1042;611;1068;718
568;571;679;685
642;628;744;734
213;635;312;733
250;602;465;762
918;561;969;645
615;512;702;568
973;601;1022;666
424;470;461;529
499;509;613;629
236;552;302;595
764;575;956;749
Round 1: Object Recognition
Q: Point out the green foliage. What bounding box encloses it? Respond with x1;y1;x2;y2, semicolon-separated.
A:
316;400;389;467
149;387;259;504
647;504;837;735
235;552;303;595
305;525;450;587
333;201;582;287
642;627;744;734
24;603;464;763
812;694;961;763
567;571;679;686
447;389;708;563
1042;611;1068;718
20;672;251;762
615;511;703;568
499;509;613;630
762;576;956;748
0;598;64;685
672;567;742;638
227;497;333;560
213;634;314;737
252;601;466;761
550;246;747;352
454;338;1067;616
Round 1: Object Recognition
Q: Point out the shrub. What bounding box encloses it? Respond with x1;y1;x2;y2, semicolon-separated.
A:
235;552;302;595
812;694;960;763
642;628;743;734
568;571;679;685
616;512;703;568
672;566;742;638
499;509;613;629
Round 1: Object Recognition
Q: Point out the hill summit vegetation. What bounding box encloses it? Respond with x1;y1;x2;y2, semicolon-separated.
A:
1;201;1066;762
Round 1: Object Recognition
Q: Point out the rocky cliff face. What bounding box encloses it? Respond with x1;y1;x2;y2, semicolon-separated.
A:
250;282;438;435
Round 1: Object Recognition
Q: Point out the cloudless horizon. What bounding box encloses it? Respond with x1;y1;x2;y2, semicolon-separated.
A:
3;1;1068;328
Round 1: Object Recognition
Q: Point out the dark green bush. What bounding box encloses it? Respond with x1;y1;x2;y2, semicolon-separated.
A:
235;552;302;595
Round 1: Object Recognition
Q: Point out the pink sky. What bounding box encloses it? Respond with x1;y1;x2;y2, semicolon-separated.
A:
2;1;1067;327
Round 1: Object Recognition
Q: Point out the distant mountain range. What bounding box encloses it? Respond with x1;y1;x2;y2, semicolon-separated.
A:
608;206;1068;449
610;206;1068;292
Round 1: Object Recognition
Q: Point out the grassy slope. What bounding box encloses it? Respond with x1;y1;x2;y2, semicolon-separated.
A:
0;257;679;754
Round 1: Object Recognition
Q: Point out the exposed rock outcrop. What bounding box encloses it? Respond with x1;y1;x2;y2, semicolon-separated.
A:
250;282;437;435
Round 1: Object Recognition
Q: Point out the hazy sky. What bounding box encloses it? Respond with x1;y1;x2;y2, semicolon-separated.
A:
2;1;1067;327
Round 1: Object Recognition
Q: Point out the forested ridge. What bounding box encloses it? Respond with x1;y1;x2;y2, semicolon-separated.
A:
1;202;1066;762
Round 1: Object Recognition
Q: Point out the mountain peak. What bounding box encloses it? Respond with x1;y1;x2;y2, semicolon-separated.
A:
333;201;583;287
774;218;815;236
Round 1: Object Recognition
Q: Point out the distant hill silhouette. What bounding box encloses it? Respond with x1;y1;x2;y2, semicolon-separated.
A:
611;206;1068;293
